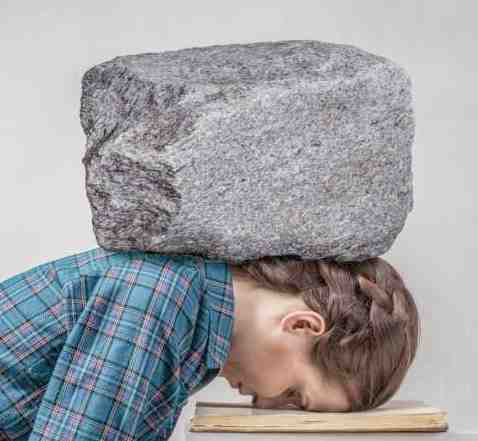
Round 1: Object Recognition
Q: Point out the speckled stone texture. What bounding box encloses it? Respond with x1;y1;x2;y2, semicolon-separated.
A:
79;40;414;263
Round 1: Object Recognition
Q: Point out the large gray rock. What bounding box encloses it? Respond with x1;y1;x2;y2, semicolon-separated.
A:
79;40;414;263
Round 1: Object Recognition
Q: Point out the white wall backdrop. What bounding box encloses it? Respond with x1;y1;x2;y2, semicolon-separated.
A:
1;1;476;438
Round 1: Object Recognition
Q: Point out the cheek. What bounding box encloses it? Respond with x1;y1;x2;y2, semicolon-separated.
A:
240;324;292;396
248;347;292;397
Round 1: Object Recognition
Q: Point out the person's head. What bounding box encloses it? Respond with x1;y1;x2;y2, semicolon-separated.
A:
219;255;421;412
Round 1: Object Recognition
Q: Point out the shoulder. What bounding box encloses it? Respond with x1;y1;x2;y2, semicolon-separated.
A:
90;248;204;306
43;247;205;320
46;246;202;290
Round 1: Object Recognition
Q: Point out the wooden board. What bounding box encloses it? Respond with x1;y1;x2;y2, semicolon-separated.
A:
189;400;448;433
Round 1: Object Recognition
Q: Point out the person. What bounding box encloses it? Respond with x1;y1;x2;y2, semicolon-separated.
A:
222;254;421;413
0;246;420;440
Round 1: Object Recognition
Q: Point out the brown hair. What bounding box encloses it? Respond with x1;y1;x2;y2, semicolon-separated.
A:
230;254;421;412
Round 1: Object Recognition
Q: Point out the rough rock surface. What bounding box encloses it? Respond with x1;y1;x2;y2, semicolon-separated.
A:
79;40;414;263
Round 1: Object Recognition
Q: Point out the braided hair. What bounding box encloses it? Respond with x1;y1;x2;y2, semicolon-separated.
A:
230;255;421;412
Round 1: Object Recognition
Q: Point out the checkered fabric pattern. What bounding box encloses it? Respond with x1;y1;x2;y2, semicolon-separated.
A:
0;247;234;440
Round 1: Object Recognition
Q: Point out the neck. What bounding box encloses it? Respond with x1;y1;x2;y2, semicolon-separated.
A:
229;266;260;346
227;265;306;351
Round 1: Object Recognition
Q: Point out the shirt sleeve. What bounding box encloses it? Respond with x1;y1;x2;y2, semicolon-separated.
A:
27;264;198;441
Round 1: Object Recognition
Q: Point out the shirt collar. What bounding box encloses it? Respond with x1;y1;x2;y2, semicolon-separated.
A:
194;257;235;373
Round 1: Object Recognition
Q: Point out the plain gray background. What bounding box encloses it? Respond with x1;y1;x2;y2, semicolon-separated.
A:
1;1;476;438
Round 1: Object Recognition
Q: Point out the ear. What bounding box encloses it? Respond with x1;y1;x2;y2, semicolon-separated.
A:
281;310;326;337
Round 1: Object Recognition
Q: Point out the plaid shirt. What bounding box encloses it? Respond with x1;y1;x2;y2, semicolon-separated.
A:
0;247;234;440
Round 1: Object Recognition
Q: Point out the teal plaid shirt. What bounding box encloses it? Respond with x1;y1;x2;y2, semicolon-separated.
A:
0;247;235;440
